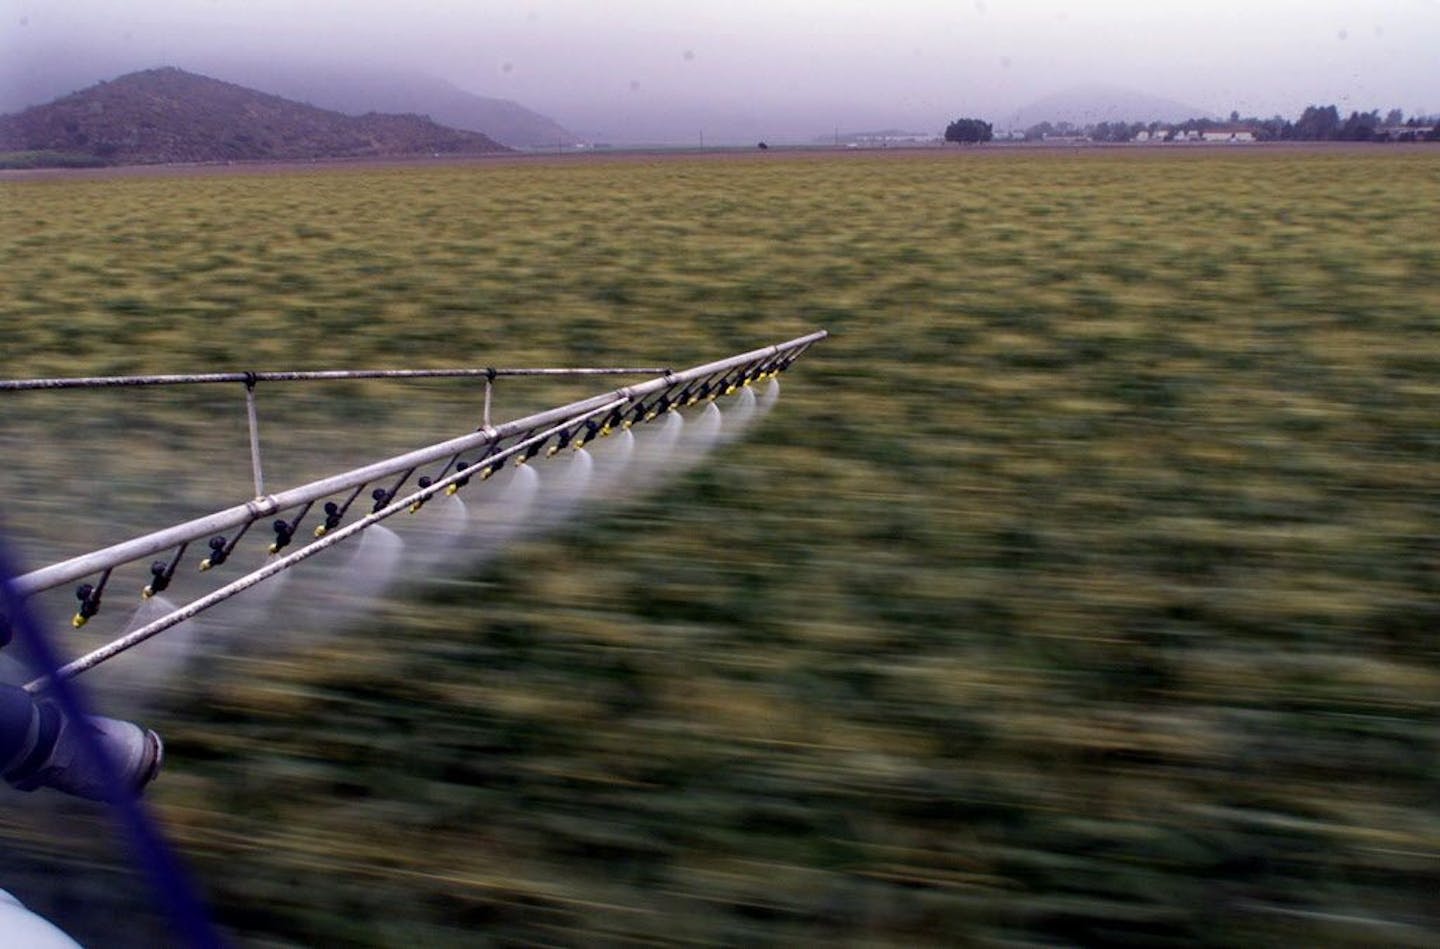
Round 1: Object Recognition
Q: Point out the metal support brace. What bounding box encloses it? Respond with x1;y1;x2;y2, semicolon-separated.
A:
483;369;495;429
244;376;264;499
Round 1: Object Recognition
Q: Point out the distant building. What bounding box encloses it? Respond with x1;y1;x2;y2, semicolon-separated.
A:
854;132;938;146
1374;125;1435;142
1201;128;1256;143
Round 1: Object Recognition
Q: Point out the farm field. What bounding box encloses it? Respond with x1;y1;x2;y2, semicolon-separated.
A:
2;147;1439;946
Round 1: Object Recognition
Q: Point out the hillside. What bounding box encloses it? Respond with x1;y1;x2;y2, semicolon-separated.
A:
209;63;580;150
0;67;509;165
994;84;1212;131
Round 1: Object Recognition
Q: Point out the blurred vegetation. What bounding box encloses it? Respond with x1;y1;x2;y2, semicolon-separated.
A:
0;150;108;169
2;149;1439;946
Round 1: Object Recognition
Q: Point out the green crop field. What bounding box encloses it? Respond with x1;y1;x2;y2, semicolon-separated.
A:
3;148;1439;946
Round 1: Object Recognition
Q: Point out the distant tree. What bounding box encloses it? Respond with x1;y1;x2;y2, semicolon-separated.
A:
1340;109;1380;141
945;118;993;144
1254;116;1291;141
1090;121;1137;143
1292;104;1341;140
1024;121;1054;141
757;141;769;150
1229;110;1241;124
1174;117;1212;137
1385;108;1405;126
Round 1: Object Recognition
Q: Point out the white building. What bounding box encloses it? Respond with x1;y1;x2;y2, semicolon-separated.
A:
1201;129;1256;143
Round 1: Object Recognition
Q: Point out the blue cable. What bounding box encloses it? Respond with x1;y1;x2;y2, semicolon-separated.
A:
0;527;223;948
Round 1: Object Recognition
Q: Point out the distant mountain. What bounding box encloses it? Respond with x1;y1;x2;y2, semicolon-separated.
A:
206;63;579;150
993;85;1212;131
0;67;509;165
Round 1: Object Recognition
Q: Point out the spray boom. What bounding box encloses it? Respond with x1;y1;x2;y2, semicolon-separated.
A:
3;331;826;692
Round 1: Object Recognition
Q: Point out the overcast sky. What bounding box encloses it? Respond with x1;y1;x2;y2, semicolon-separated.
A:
5;0;1438;139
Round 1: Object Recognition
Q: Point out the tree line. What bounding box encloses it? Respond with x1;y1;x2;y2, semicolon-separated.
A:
946;106;1438;144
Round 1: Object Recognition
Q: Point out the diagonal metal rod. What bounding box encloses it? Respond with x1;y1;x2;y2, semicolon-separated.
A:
7;330;826;599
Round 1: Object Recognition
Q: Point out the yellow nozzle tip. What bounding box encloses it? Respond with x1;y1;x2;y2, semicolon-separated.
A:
600;425;612;437
644;411;657;421
72;614;86;628
409;503;422;514
142;588;154;599
314;525;328;537
623;419;634;429
268;543;280;554
480;468;494;480
445;485;458;495
515;457;527;466
199;560;213;572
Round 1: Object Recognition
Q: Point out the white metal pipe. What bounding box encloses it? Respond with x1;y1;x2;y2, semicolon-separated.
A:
0;367;674;391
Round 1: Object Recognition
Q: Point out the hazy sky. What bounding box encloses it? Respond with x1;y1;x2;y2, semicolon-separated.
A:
6;1;1438;138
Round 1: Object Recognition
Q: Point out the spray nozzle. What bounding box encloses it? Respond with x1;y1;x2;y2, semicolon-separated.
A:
142;544;187;596
142;560;170;598
480;454;505;480
269;518;295;554
409;477;434;513
600;407;626;436
445;460;472;495
316;500;343;537
371;487;393;513
198;535;229;571
573;420;600;450
72;582;102;628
